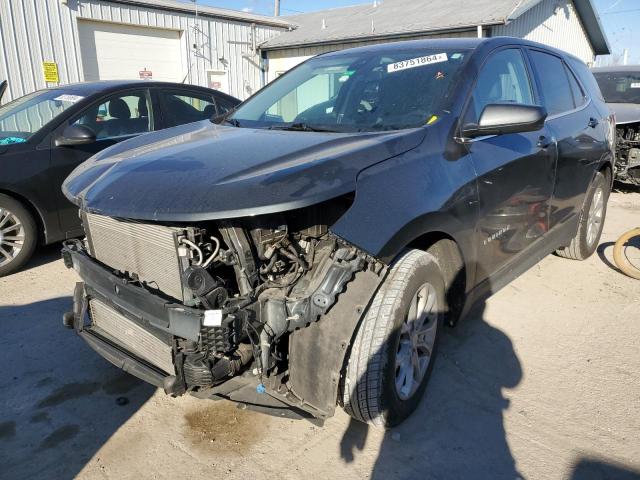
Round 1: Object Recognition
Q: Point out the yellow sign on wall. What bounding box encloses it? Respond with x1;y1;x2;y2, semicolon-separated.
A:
43;62;59;83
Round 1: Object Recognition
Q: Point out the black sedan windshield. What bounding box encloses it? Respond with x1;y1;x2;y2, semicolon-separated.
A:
231;48;471;132
0;89;85;144
593;71;640;104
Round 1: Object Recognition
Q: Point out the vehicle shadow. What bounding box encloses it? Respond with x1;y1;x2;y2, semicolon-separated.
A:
0;296;155;479
612;181;640;194
340;274;524;479
570;458;640;480
22;243;64;271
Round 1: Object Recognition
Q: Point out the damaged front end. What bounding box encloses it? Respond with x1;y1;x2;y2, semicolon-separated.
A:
615;121;640;186
62;195;385;421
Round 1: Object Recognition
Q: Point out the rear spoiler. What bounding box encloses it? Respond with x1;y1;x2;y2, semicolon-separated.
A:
0;80;7;104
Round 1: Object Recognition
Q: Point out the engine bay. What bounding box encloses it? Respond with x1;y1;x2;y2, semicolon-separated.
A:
66;194;385;415
615;122;640;185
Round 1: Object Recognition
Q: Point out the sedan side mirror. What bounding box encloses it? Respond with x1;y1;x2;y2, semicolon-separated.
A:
462;104;547;138
55;124;96;147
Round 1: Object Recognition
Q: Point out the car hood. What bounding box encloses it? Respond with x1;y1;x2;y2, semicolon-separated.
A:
607;103;640;125
63;120;427;221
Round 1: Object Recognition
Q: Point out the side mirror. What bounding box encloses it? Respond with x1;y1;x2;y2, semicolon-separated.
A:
55;124;96;147
462;104;547;138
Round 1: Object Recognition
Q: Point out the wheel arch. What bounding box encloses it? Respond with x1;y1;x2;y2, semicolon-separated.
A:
0;188;47;244
407;231;467;326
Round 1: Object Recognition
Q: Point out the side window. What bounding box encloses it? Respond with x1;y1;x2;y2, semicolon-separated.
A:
73;90;152;140
266;71;346;122
529;51;575;116
565;65;586;108
159;90;216;128
466;49;534;124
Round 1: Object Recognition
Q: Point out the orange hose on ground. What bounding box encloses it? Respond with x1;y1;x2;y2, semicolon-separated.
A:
613;228;640;280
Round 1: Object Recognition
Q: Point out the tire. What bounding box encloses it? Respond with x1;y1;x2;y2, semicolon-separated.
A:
0;194;38;277
556;171;609;260
340;249;445;427
613;227;640;280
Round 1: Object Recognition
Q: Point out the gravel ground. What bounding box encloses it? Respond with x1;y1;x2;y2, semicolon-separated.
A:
0;191;639;480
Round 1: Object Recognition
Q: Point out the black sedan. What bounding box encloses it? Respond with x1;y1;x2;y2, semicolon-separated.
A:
0;80;239;276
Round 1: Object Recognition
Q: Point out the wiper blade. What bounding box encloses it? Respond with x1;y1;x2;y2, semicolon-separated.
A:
268;122;337;132
211;109;240;127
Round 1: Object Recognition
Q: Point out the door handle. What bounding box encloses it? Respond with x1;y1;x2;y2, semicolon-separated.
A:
537;135;553;149
588;117;599;128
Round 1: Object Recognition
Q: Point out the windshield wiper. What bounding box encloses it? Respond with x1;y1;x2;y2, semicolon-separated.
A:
268;122;338;132
211;109;240;127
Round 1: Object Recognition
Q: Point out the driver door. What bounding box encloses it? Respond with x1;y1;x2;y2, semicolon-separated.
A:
464;48;557;283
49;89;154;235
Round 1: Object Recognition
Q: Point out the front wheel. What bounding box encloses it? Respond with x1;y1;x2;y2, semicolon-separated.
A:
0;194;37;277
340;249;445;427
556;171;609;260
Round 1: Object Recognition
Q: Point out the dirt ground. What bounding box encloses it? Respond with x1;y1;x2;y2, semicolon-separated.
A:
1;191;639;480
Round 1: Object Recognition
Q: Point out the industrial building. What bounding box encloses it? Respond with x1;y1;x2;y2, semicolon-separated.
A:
261;0;610;82
1;0;609;103
0;0;290;102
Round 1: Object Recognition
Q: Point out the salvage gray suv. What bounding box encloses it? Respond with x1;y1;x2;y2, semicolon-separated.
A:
62;38;614;427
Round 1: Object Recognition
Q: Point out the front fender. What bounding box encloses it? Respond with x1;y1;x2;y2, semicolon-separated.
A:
330;135;479;278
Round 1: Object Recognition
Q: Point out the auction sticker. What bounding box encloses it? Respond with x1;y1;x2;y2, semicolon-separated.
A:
630;82;640;88
387;53;448;73
54;94;84;103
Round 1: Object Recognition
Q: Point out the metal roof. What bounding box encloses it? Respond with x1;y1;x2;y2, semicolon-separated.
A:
591;65;640;73
106;0;293;28
260;0;610;55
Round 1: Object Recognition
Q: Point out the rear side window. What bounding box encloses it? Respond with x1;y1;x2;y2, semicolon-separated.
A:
159;90;217;128
465;48;534;124
569;57;604;102
529;51;574;116
565;65;586;108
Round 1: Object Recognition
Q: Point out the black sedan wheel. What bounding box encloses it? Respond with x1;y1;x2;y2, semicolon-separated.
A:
0;194;37;277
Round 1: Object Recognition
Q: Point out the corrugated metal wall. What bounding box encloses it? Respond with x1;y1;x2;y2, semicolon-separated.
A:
264;30;478;82
492;0;594;64
0;0;286;102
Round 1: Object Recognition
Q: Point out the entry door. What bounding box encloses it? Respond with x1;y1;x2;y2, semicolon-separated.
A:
464;48;557;282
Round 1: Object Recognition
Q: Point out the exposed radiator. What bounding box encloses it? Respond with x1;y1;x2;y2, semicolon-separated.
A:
84;212;185;301
89;299;175;374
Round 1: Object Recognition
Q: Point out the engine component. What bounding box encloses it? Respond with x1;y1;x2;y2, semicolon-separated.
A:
182;266;229;309
258;246;365;374
615;123;640;185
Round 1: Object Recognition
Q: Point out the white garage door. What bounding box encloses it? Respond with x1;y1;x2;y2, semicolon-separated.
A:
78;20;183;82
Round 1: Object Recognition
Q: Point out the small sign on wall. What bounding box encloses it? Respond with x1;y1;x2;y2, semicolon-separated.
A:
139;68;153;80
43;62;59;83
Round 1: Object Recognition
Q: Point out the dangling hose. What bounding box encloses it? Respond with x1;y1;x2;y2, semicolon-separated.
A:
613;227;640;280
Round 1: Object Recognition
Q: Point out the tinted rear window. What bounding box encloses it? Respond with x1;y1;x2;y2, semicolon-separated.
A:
529;50;574;116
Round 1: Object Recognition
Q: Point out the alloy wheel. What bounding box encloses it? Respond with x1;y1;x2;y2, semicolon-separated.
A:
586;186;604;247
395;282;439;400
0;208;25;267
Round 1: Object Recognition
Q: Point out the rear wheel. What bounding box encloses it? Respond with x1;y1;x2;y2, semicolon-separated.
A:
340;249;445;427
556;171;609;260
0;194;37;277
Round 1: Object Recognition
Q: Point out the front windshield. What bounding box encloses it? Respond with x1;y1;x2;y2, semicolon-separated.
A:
593;71;640;104
0;89;85;144
230;48;471;132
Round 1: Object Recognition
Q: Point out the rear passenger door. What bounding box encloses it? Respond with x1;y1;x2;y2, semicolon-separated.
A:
526;49;608;231
157;89;218;128
464;47;557;282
